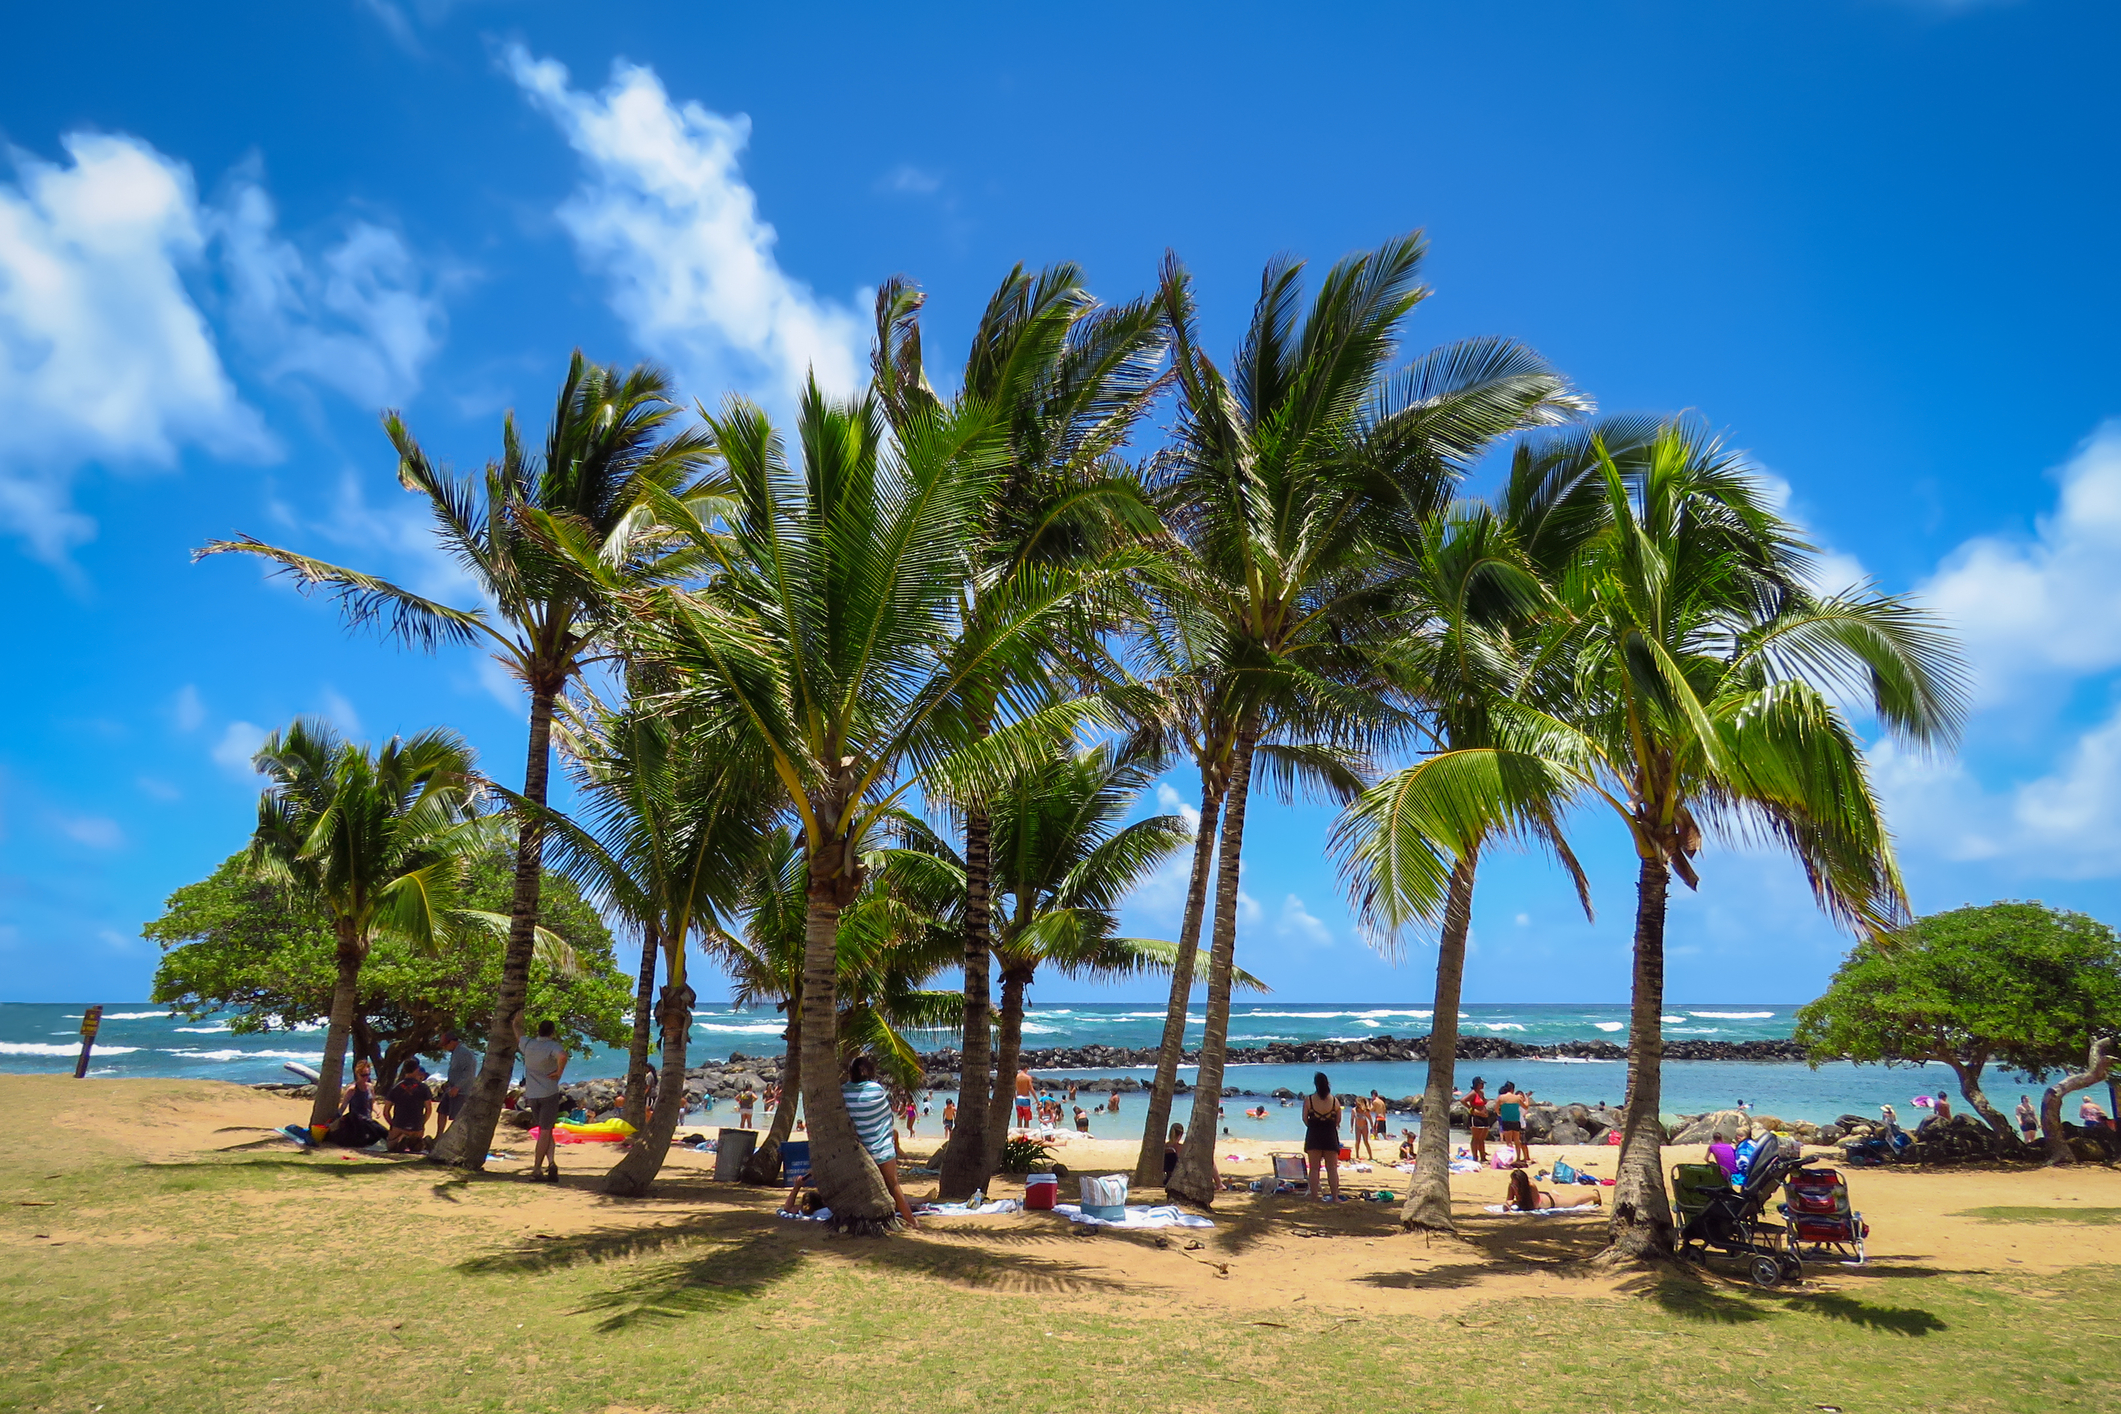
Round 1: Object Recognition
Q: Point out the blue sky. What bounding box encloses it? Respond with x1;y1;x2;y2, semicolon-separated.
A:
4;0;2119;1007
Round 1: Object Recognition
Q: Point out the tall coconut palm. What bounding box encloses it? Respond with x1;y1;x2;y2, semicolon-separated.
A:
1331;505;1592;1233
247;718;493;1131
198;353;721;1170
1349;423;1966;1260
1152;236;1588;1204
637;381;1124;1228
528;692;777;1195
872;268;1167;1200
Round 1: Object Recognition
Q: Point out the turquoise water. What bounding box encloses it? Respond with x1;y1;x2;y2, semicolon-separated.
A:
3;1000;2040;1132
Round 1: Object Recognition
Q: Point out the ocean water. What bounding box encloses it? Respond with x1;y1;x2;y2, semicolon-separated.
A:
2;1000;2044;1133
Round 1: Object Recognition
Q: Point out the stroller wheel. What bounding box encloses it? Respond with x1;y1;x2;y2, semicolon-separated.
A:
1748;1255;1785;1289
1780;1253;1804;1284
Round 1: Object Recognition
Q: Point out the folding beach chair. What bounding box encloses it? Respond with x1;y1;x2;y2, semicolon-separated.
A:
1271;1152;1309;1192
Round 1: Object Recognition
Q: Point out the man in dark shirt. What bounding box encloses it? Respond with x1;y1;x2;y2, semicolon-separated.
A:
384;1060;433;1153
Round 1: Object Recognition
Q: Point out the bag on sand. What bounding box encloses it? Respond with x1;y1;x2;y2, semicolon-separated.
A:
1079;1174;1129;1221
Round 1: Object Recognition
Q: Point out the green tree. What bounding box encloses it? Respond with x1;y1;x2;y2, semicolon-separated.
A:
872;267;1165;1200
1331;504;1592;1233
1150;235;1585;1204
148;852;631;1084
639;381;1116;1227
1459;422;1964;1261
717;824;965;1184
198;353;720;1169
532;693;779;1195
1794;901;2121;1142
241;719;495;1130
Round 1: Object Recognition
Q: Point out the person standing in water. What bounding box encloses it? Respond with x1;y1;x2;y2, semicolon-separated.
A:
1302;1071;1343;1202
1015;1069;1036;1132
942;1098;957;1139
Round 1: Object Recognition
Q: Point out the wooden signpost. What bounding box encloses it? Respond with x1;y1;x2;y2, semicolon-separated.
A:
74;1004;103;1079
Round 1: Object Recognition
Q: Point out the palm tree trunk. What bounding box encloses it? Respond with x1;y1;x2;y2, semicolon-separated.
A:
986;969;1029;1168
309;919;367;1130
1132;780;1224;1185
432;684;557;1169
1169;723;1258;1206
800;862;895;1226
1602;851;1676;1263
621;924;660;1132
604;978;693;1196
741;997;803;1184
939;804;995;1201
1402;852;1477;1234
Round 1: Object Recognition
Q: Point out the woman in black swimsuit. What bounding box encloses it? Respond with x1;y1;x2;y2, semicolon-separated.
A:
1302;1070;1344;1202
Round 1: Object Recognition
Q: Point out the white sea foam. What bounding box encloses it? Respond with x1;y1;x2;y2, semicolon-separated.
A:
1473;1023;1527;1031
164;1048;319;1063
1688;1011;1774;1020
1660;1015;1686;1023
0;1042;142;1056
691;1022;787;1035
174;1025;229;1033
66;1011;172;1021
1593;1022;1624;1032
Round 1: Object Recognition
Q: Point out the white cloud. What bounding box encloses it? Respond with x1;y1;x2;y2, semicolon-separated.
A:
504;45;868;410
214;171;445;407
170;684;206;733
136;776;182;803
1876;705;2121;881
54;813;123;850
878;164;942;196
1237;890;1262;926
1917;423;2121;707
0;132;272;561
212;720;269;777
1154;782;1202;832
1514;912;1530;927
1276;893;1332;947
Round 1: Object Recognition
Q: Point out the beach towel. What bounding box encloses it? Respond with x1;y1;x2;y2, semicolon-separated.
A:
1447;1159;1482;1174
914;1199;1023;1216
1054;1203;1215;1230
1483;1202;1600;1216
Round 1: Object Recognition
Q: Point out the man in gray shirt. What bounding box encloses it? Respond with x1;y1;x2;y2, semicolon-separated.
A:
437;1032;479;1139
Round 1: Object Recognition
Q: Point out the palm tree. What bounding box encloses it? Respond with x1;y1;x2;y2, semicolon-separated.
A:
1151;236;1587;1203
530;691;776;1195
197;353;720;1169
717;823;966;1184
871;268;1167;1200
1349;423;1965;1260
637;381;1122;1227
246;718;492;1131
1331;505;1592;1233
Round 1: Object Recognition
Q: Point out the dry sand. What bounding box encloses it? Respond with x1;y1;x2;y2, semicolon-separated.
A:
13;1076;2121;1321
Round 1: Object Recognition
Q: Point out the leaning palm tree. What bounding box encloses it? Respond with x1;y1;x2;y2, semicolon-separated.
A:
872;268;1167;1200
198;353;721;1170
1347;424;1965;1260
1332;505;1591;1233
636;381;1122;1228
1151;235;1587;1203
247;718;492;1132
530;692;777;1195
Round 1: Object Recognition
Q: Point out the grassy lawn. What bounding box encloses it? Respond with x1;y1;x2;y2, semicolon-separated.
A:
5;1123;2119;1413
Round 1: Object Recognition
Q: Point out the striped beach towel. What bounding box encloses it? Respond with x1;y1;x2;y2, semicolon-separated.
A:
842;1080;898;1163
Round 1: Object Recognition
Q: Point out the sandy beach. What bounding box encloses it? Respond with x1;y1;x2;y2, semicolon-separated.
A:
17;1075;2120;1321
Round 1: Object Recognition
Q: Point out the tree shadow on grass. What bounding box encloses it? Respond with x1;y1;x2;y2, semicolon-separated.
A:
132;1157;405;1181
1641;1278;1774;1325
1783;1292;1946;1336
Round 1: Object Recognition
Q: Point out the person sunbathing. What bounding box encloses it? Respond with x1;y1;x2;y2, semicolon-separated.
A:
1503;1169;1599;1211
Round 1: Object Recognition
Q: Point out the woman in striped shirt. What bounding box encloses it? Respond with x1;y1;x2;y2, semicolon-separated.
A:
842;1056;919;1229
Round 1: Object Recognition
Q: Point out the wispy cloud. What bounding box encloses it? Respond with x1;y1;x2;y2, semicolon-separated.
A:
1276;893;1332;947
214;165;447;407
504;45;868;411
211;720;269;777
877;164;942;196
53;813;124;850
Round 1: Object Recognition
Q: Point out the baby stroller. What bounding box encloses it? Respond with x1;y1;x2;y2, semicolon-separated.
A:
1674;1133;1812;1287
1779;1163;1866;1265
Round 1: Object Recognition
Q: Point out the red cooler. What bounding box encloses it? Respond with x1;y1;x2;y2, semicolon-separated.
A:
1024;1173;1058;1210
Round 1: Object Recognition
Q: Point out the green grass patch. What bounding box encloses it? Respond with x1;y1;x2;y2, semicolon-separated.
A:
1956;1206;2121;1225
4;1129;2119;1412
